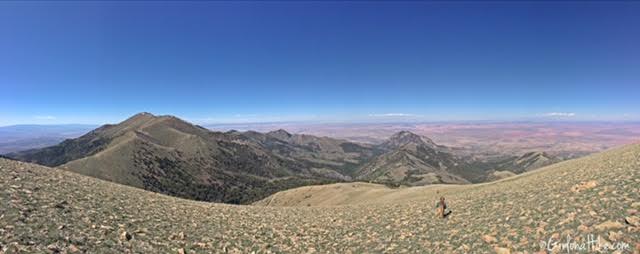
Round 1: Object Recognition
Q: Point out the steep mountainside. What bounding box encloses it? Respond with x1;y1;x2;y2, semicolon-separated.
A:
6;113;384;204
231;129;381;178
5;113;566;203
7;113;341;204
357;131;478;185
1;144;638;253
491;151;560;174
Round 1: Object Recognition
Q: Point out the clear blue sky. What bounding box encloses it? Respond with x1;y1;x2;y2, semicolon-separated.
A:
1;1;639;125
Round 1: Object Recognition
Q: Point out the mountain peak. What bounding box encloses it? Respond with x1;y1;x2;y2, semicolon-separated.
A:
377;131;438;151
132;112;156;118
122;113;195;127
267;129;293;140
123;112;157;123
392;130;421;139
390;131;434;144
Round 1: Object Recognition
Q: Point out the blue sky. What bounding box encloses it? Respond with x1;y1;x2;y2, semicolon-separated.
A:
1;1;639;125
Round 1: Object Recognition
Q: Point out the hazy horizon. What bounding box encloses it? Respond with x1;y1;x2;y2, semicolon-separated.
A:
3;112;640;128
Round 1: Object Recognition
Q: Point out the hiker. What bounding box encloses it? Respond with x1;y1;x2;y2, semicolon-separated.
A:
435;196;452;218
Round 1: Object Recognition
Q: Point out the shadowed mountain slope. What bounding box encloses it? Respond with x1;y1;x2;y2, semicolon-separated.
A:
228;129;381;178
1;143;638;253
491;151;560;174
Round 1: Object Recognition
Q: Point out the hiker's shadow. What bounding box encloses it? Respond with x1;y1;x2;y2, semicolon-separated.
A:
443;210;452;219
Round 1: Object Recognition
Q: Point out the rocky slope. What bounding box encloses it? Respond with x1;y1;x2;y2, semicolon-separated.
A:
1;143;639;253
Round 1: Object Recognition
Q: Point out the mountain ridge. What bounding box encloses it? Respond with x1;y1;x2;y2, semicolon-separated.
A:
5;112;565;204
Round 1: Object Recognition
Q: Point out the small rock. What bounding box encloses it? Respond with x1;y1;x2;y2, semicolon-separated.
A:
68;244;80;253
577;224;590;233
595;221;624;231
47;244;60;253
134;228;148;234
483;234;497;244
169;231;186;241
571;180;597;193
120;231;132;241
625;216;639;227
100;225;113;231
177;248;186;254
494;247;510;254
54;201;68;209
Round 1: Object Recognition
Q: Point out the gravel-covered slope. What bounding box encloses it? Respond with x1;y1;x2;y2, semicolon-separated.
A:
1;143;639;253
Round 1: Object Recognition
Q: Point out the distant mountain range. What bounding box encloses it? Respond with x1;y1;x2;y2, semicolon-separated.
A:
5;113;560;204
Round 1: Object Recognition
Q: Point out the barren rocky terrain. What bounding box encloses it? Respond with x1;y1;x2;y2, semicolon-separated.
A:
1;143;639;253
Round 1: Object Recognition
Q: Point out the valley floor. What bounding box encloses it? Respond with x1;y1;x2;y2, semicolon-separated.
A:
1;144;640;253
